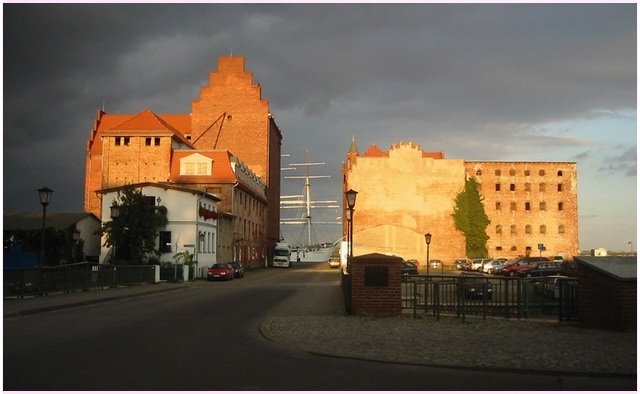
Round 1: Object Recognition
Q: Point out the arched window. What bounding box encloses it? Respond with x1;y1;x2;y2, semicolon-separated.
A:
558;225;565;234
525;225;532;234
540;225;547;234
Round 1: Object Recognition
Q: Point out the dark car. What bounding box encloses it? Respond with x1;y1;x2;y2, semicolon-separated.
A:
207;263;235;281
458;272;492;299
533;275;570;298
455;259;470;271
228;261;245;278
516;261;562;277
401;261;419;276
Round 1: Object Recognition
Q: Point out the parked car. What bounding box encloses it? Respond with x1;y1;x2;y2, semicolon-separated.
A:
455;259;470;271
227;261;245;278
328;255;341;268
430;259;443;268
482;259;506;274
401;261;419;276
516;261;562;277
533;275;570;298
207;263;235;281
458;272;492;299
470;258;493;272
500;257;551;277
552;256;565;264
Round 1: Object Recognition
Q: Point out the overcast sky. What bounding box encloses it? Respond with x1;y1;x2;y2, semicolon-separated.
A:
3;3;636;251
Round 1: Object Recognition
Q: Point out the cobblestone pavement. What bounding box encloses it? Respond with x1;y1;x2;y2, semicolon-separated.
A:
261;314;636;376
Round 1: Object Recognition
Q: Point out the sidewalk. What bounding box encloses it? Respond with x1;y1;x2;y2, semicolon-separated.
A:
3;282;189;318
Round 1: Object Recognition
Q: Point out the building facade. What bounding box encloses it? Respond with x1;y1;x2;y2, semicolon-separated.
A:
84;56;281;266
343;140;579;266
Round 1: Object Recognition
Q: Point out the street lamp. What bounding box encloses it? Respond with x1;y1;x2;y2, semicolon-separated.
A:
38;187;53;265
424;233;432;275
345;189;358;258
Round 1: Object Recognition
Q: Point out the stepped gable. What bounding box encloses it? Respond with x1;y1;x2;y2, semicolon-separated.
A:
363;144;387;157
388;140;445;159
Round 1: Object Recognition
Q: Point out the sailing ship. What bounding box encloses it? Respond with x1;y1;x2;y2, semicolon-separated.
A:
280;152;340;263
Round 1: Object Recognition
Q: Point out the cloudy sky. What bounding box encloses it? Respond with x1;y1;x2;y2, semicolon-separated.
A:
3;3;636;251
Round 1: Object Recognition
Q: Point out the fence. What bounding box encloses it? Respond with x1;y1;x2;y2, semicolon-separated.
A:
3;262;159;298
401;275;578;322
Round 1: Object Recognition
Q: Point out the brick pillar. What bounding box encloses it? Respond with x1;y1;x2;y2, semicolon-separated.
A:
350;253;402;316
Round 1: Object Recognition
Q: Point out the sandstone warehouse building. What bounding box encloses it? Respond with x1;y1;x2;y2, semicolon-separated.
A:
342;141;578;265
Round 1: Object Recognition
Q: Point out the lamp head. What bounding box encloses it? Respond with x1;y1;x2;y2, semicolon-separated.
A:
38;187;54;207
425;233;432;245
345;189;358;209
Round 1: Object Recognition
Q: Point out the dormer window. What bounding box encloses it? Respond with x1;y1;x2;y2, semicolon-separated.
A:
180;153;213;176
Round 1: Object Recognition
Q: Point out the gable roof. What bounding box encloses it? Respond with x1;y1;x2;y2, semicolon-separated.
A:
98;109;194;148
4;212;100;231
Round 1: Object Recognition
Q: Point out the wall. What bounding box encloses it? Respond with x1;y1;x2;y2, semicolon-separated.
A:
350;253;402;316
577;265;636;331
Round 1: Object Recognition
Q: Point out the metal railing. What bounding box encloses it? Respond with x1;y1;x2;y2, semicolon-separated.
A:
402;274;577;322
4;263;158;298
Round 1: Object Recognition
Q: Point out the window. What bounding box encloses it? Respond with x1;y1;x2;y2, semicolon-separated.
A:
540;225;547;234
557;183;563;192
525;202;531;211
510;202;517;211
558;202;564;211
510;245;517;251
510;183;515;191
525;246;532;253
495;183;501;191
145;137;152;146
476;170;482;176
159;231;172;253
540;201;547;211
524;169;530;176
495;169;501;176
155;137;160;146
510;225;517;234
496;225;502;234
539;183;546;192
524;183;531;192
509;169;516;176
539;169;546;176
123;137;130;146
115;137;121;146
144;196;156;206
495;202;501;210
557;170;563;176
495;246;503;252
525;225;532;234
558;225;565;234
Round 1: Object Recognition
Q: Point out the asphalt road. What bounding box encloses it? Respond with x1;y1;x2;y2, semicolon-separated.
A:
3;263;634;390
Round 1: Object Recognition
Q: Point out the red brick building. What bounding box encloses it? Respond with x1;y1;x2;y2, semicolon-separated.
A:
343;140;579;266
84;56;282;266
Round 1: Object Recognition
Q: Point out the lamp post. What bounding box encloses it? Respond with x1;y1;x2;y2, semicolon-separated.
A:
424;233;432;275
38;187;53;265
345;189;358;258
72;229;81;263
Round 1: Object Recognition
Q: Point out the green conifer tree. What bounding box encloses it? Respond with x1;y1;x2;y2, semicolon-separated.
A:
451;176;491;258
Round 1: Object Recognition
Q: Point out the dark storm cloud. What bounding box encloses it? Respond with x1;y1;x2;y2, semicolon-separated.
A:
3;3;636;213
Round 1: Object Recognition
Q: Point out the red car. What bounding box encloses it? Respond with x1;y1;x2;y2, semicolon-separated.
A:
207;263;235;281
500;257;551;276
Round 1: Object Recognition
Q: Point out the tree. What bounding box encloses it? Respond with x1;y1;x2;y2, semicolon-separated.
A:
451;176;491;258
101;187;168;264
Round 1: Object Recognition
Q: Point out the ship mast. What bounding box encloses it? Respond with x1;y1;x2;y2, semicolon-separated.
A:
281;150;337;245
